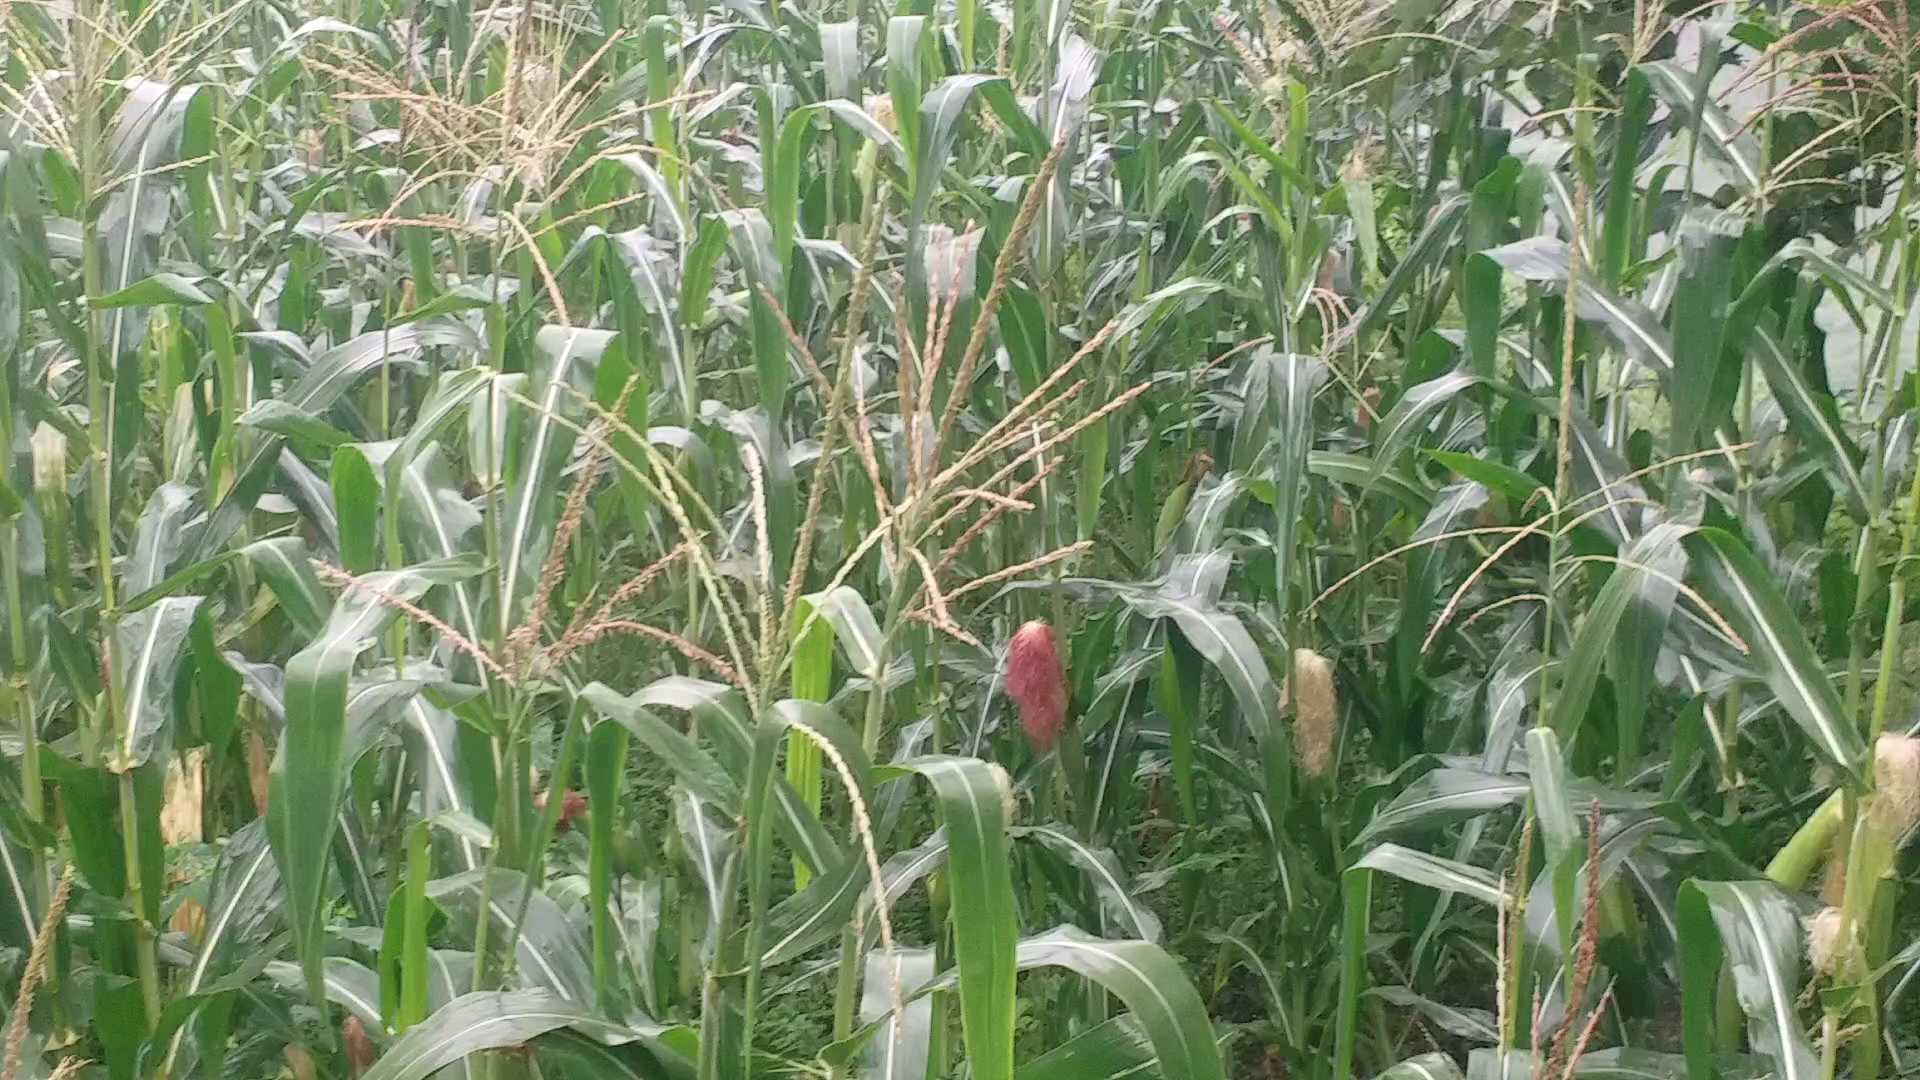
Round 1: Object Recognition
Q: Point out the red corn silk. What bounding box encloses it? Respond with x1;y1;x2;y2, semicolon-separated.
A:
534;789;590;833
1006;620;1068;753
343;1015;377;1077
557;790;588;833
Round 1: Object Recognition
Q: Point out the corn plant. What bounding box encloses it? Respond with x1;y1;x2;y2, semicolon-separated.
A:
3;0;1920;1076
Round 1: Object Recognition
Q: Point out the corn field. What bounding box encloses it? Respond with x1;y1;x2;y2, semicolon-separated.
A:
2;0;1920;1075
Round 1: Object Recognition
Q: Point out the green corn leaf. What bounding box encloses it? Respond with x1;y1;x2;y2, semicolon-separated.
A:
588;719;632;1011
1350;193;1469;342
358;989;659;1080
1666;214;1741;451
498;326;621;626
241;537;332;639
1748;321;1868;517
427;869;596;1004
263;956;384;1032
1600;69;1654;285
1370;990;1497;1045
332;443;382;575
632;677;842;874
109;597;203;771
859;947;936;1080
123;482;197;596
1013;825;1162;942
1525;727;1580;955
797;587;887;680
1643;61;1765;194
1008;927;1224;1080
1014;1015;1158;1079
1684;529;1866;778
1378;1052;1467;1080
1205;927;1297;1051
400;699;480;870
1265;350;1327;614
1354;843;1505;908
530;1030;683;1079
761;830;949;968
154;819;282;1074
580;683;742;814
1354;769;1530;846
897;756;1018;1080
270;556;481;1009
236;400;354;448
1368;370;1480;493
1335;866;1373;1080
89;271;213;308
1677;881;1816;1080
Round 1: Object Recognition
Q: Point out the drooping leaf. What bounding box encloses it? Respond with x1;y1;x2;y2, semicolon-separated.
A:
427;869;596;1004
123;482;199;595
237;400;354;448
1350;194;1470;342
110;597;203;770
263;956;385;1032
1677;881;1816;1080
155;820;283;1073
401;699;481;871
796;587;887;680
1013;825;1162;942
1354;769;1529;845
1376;1052;1468;1080
1354;843;1505;908
1003;927;1224;1080
359;989;655;1080
1684;529;1865;778
1205;926;1297;1051
498;326;619;625
1748;322;1868;517
1368;369;1480;492
90;271;213;308
762;830;949;969
580;683;741;814
531;1030;682;1079
632;677;843;875
1014;1015;1157;1080
1476;237;1675;378
1643;61;1765;194
270;556;483;1007
1370;990;1498;1045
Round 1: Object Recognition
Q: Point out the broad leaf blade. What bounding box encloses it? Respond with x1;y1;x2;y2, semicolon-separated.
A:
1677;881;1816;1080
360;989;649;1080
1685;529;1865;778
898;757;1018;1080
110;597;203;770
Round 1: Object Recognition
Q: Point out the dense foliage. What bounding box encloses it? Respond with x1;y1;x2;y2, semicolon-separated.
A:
3;0;1920;1076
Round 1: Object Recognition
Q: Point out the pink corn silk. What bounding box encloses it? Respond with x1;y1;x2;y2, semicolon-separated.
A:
343;1016;377;1077
535;788;590;833
1006;620;1068;752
